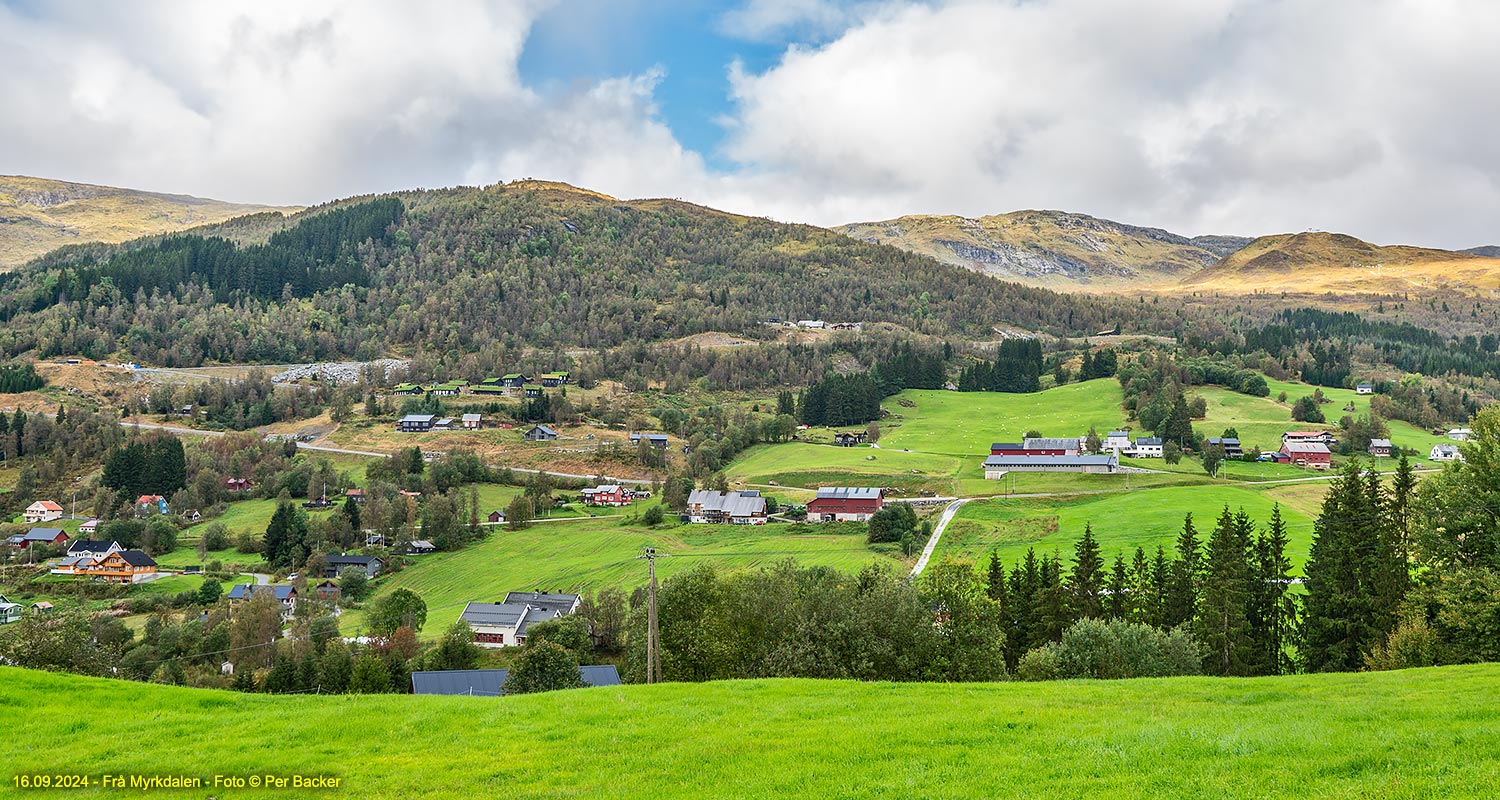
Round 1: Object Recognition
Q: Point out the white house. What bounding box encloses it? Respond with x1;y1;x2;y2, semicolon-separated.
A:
1130;437;1164;458
1448;428;1473;442
1430;444;1463;462
460;592;580;648
1356;383;1374;395
23;501;63;524
1103;430;1132;452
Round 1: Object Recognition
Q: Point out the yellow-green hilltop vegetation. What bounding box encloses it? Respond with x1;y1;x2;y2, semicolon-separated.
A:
0;175;299;270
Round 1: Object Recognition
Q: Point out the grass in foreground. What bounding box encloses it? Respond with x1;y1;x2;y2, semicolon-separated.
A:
5;664;1498;798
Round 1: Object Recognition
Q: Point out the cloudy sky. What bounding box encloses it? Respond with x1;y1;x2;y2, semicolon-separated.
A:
2;0;1497;247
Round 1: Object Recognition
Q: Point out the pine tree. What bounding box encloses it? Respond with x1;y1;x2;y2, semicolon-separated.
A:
1197;506;1254;675
1069;524;1105;619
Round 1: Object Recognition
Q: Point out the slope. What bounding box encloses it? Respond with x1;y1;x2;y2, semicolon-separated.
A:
837;209;1250;288
1184;231;1500;294
6;665;1499;798
0;175;299;269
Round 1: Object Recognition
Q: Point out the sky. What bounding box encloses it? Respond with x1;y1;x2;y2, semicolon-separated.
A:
1;0;1498;248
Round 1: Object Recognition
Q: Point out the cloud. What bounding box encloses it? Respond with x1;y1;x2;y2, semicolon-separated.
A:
2;0;1499;248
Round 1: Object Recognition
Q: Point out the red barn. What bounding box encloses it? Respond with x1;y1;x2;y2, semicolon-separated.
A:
807;487;885;522
1281;441;1332;469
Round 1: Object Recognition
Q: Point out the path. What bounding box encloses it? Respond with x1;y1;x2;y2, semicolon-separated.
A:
910;498;970;578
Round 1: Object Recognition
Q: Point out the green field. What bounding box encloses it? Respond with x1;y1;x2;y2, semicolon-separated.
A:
942;484;1318;570
879;381;1129;456
5;664;1498;798
341;517;901;636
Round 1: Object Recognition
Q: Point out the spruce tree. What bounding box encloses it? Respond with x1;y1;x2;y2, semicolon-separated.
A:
1163;513;1202;627
1303;459;1393;671
1251;504;1296;675
1197;506;1254;675
986;551;1005;600
1069;524;1105;619
1035;551;1069;643
1106;554;1129;620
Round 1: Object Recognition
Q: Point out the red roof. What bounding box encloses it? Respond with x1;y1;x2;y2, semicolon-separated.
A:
33;501;63;511
136;495;164;504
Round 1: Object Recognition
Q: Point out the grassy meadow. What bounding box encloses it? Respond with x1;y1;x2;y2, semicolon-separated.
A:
5;664;1499;799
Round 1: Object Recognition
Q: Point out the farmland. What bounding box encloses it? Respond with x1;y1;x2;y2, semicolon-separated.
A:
6;664;1499;799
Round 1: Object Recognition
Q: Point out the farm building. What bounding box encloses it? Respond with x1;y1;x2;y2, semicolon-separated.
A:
984;454;1118;477
225;477;252;492
78;519;100;535
23;501;63;524
398;414;436;432
629;433;670;448
487;510;506;524
807;487;885;522
1281;441;1332;469
1206;438;1244;458
1430;444;1463;462
1130;437;1164;458
432;418;455;430
411;665;620;695
580;485;633;506
462;413;483;430
684;489;769;524
315;580;341;603
1368;439;1393;458
992;437;1083;457
344;488;365;503
524;425;559;441
1283;431;1336;447
323;555;384;579
833;432;867;447
1259;451;1292;463
408;540;437;555
8;528;69;548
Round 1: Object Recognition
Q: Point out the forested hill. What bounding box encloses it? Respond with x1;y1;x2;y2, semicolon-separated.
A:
0;181;1214;368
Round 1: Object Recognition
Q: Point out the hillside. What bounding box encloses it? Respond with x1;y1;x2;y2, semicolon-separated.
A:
836;210;1251;288
6;665;1498;798
0;175;298;269
1183;231;1500;294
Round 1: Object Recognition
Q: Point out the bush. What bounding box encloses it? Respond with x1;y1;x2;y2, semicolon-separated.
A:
1017;619;1201;681
1364;617;1439;671
643;505;664;526
1016;645;1064;681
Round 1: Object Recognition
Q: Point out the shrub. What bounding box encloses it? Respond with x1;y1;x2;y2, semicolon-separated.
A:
1016;645;1063;681
1017;619;1201;681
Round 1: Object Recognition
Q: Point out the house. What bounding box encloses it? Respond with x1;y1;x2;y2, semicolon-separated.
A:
75;550;157;583
0;596;23;625
78;519;100;535
983;454;1119;478
504;591;583;615
323;554;384;579
1280;441;1332;469
364;533;388;547
432;417;455;430
487;510;507;524
1130;437;1164;458
23;500;64;524
471;384;507;395
398;414;436;432
629;432;670;448
1368;438;1393;458
523;385;544;398
408;540;437;555
31;601;53;614
135;495;169;516
797;320;826;329
540;372;569;387
1356;383;1374;395
460;593;582;647
1103;431;1132;452
580;485;633;507
833;432;867;447
1430;444;1463;462
684;489;769;524
462;413;483;430
225;477;253;493
7;528;69;548
411;665;620;695
991;438;1082;457
392;383;424;395
480;376;503;387
1283;431;1336;447
1206;438;1244;459
344;488;366;503
807;487;885;522
1448;428;1474;442
66;539;121;561
500;373;530;388
227;584;298;616
428;383;462;397
1259;451;1292;463
524;425;559;441
315;580;342;603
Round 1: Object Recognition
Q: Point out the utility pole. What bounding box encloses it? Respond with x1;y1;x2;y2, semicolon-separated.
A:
637;546;669;683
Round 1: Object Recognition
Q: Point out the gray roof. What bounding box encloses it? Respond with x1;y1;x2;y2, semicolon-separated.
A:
686;489;767;517
1369;439;1392;448
326;555;383;566
227;584;294;601
1023;437;1081;450
503;592;580;615
462;414;482;421
460;601;563;636
1107;430;1130;437
1207;438;1241;447
67;539;119;554
528;425;558;436
400;414;436;423
119;550;156;567
989;442;1024;450
15;528;66;542
629;433;669;443
813;487;883;501
984;454;1118;467
1135;437;1163;446
410;666;621;696
1432;444;1460;455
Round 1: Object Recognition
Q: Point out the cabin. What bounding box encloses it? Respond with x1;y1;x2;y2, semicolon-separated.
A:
984;454;1119;478
523;386;544;398
344;488;366;504
629;433;670;448
398;414;436;432
684;489;769;525
75;550;157;583
807;487;885;522
323;554;384;579
1448;428;1473;442
227;584;298;616
315;580;342;603
1282;431;1336;447
23;501;64;524
225;477;253;493
135;495;170;516
580;485;633;507
1103;431;1132;452
487;510;507;524
833;432;867;447
78;519;100;535
1368;438;1393;458
408;540;438;555
1356;383;1374;395
392;383;424;395
539;372;570;387
411;665;620;695
524;425;559;441
7;528;69;549
1206;437;1244;459
797;320;826;329
428;383;463;397
460;592;581;648
471;384;507;395
500;373;530;388
432;417;455;430
1130;437;1164;458
462;413;483;430
1280;441;1332;469
0;596;22;625
1430;444;1463;462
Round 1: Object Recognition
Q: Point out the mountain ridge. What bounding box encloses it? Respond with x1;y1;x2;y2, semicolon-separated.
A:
1183;231;1500;294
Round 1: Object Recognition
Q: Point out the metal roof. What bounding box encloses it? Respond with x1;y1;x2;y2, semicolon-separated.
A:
410;666;621;696
1023;437;1081;450
984;454;1118;466
686;489;767;517
813;487;883;500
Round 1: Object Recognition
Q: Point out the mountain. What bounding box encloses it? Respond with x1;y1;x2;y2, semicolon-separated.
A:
1183;231;1500;294
0;175;299;269
836;210;1252;288
1463;245;1500;258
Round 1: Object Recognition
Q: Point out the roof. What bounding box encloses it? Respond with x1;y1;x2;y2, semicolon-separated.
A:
1369;438;1393;448
1106;430;1130;437
984;454;1119;467
1023;437;1081;450
1207;438;1241;446
1357;383;1374;388
629;433;669;443
686;489;768;517
29;500;63;511
410;666;621;696
989;443;1025;450
462;413;482;421
400;414;436;423
136;495;164;504
813;487;883;501
1283;431;1331;439
1281;441;1331;454
326;554;382;566
410;540;436;549
528;425;558;436
1432;444;1460;454
502;592;580;614
16;528;66;542
227;584;295;601
460;601;564;636
501;373;524;379
1449;428;1473;434
583;484;623;494
67;539;118;554
1135;437;1163;446
119;550;157;567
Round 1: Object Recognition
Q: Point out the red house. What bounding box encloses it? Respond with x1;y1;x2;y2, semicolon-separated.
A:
225;478;252;492
580;485;632;507
1280;441;1332;469
807;487;885;522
